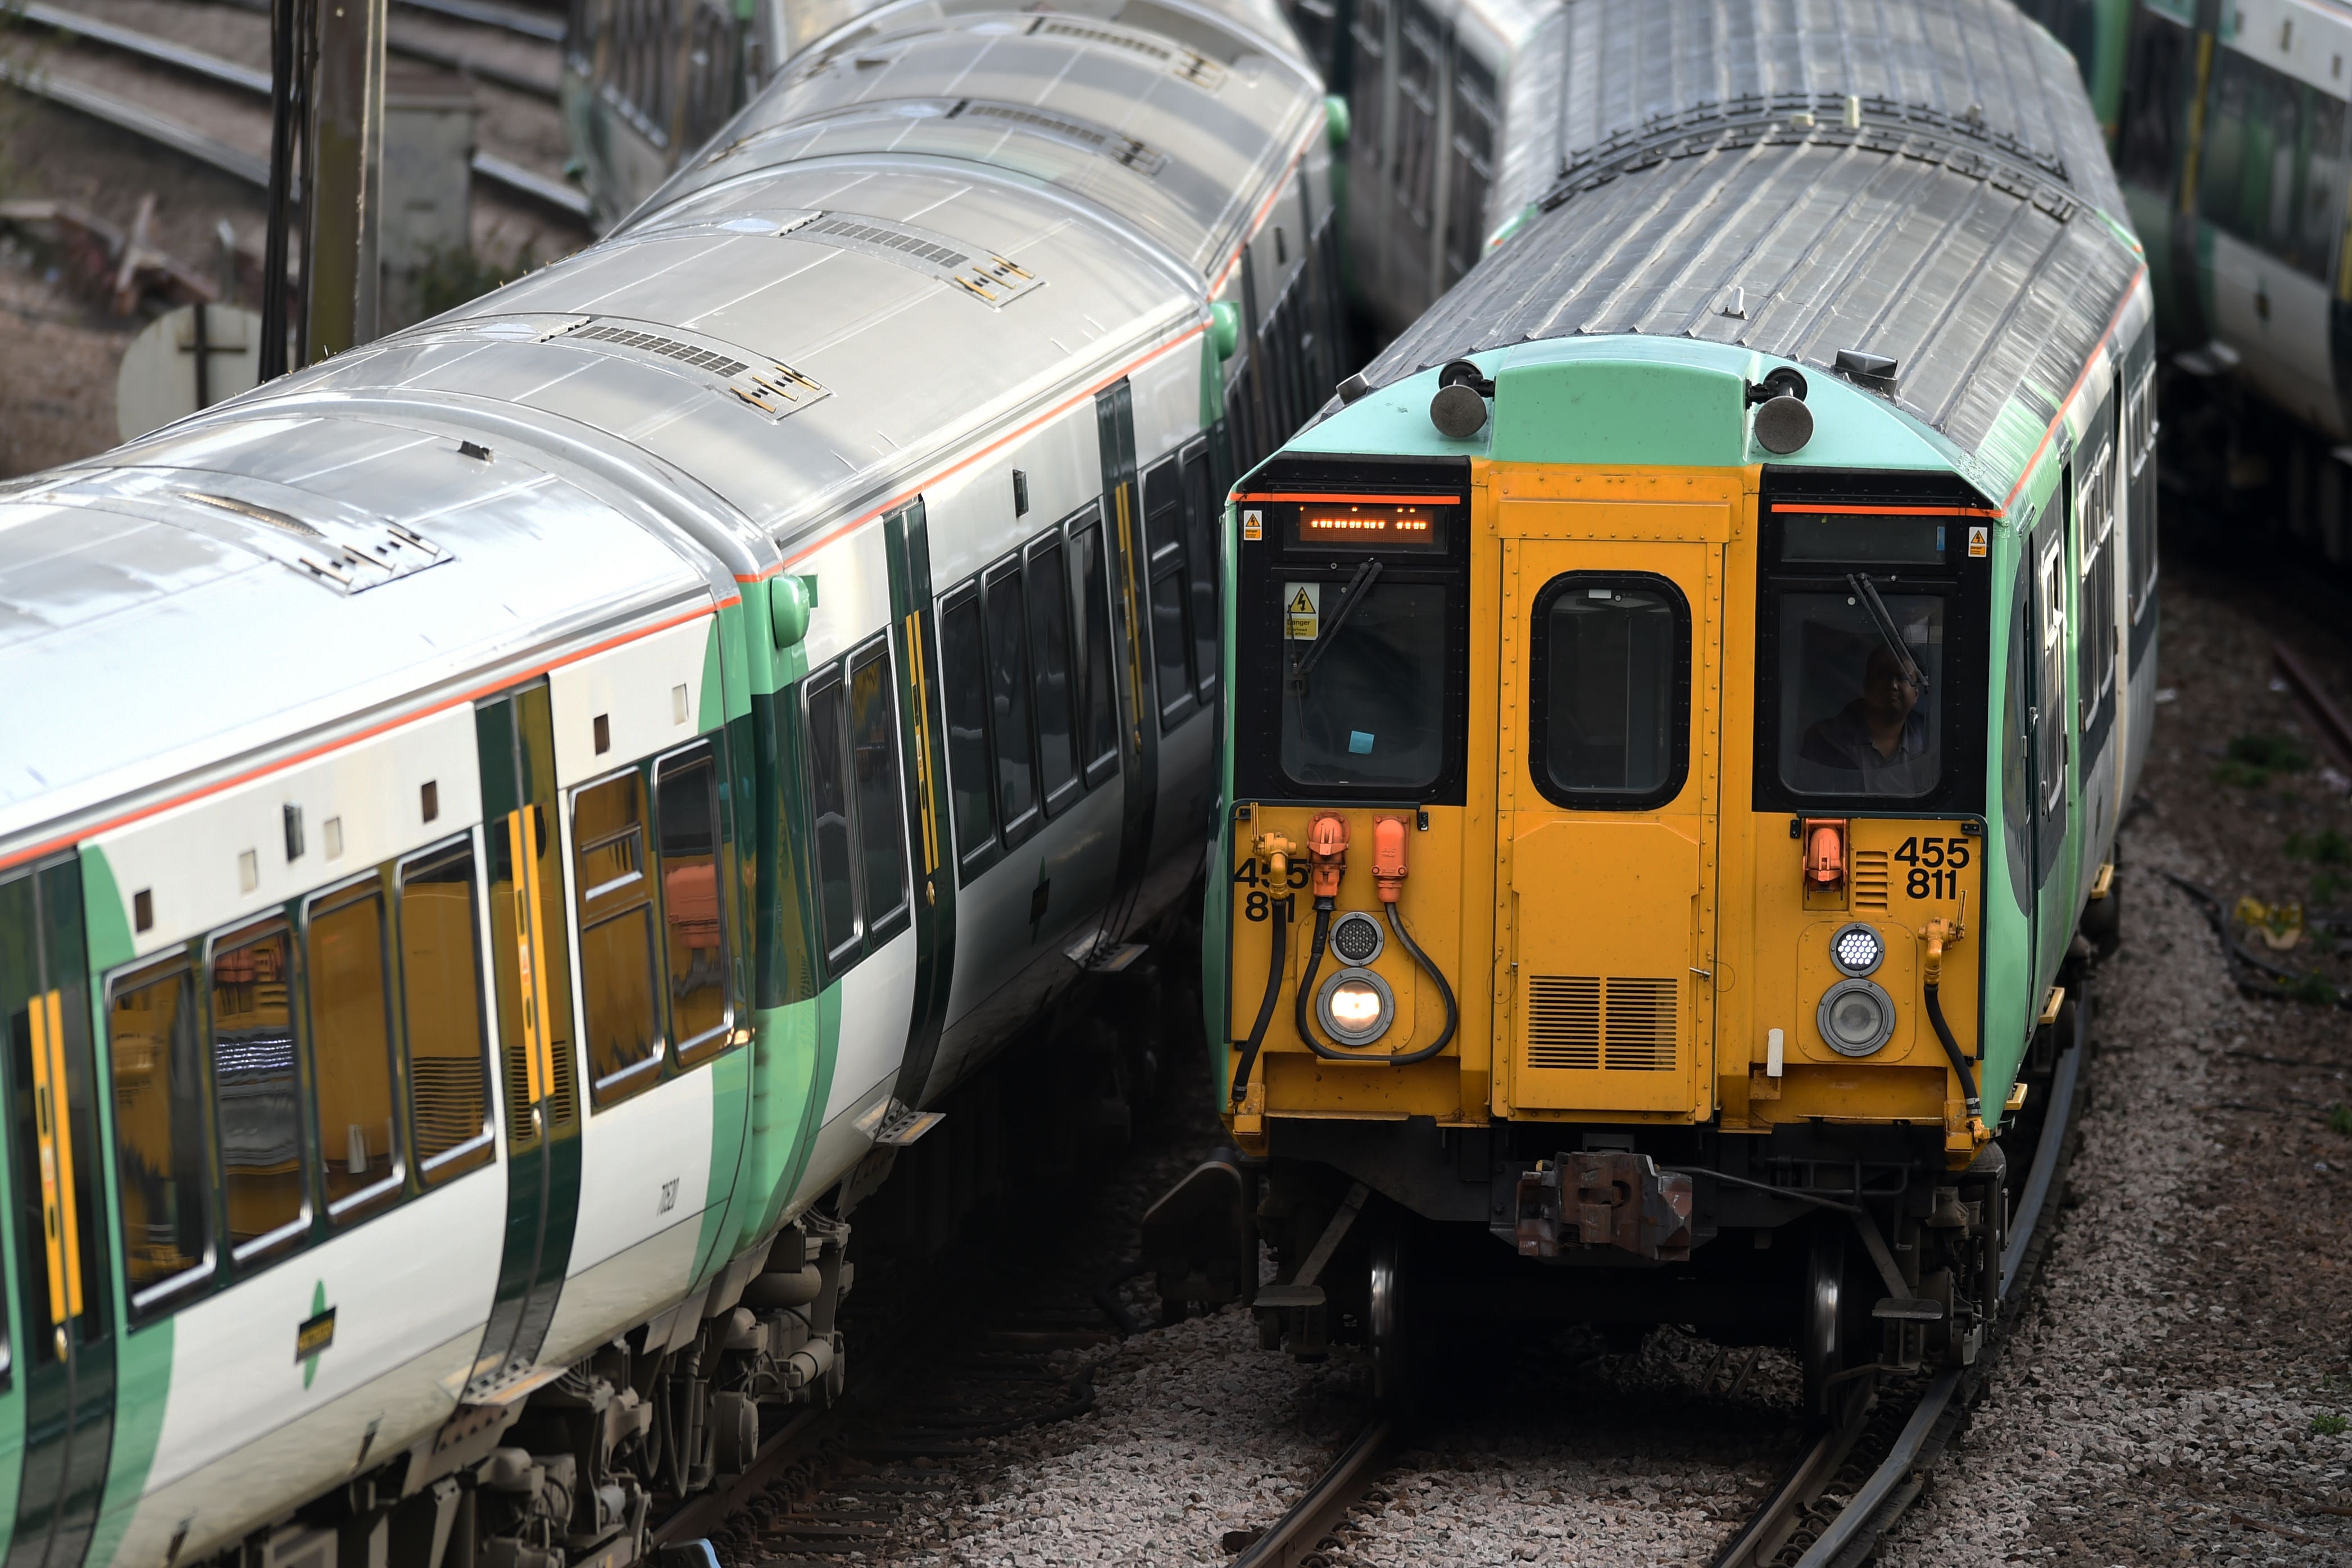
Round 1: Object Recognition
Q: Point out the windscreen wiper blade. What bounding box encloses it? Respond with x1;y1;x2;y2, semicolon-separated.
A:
1847;571;1929;693
1291;558;1383;688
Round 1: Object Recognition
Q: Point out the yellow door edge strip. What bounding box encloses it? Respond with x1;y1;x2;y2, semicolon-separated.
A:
29;989;82;1326
507;809;551;1111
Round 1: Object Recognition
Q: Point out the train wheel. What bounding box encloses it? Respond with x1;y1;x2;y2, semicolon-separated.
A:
1799;1222;1865;1424
1368;1220;1409;1408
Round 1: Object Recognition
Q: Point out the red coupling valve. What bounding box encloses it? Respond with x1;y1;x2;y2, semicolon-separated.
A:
1308;813;1349;900
1373;817;1407;903
1803;817;1847;889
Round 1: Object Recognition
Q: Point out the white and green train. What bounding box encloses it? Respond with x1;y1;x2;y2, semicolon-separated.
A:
0;2;1343;1566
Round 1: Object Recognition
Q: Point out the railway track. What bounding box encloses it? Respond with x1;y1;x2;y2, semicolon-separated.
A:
1214;1019;2091;1568
0;0;589;225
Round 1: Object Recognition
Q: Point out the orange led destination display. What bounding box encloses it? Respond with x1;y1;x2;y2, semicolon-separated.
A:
1286;499;1450;552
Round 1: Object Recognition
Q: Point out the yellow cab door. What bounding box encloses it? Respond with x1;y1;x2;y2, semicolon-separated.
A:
1493;481;1729;1119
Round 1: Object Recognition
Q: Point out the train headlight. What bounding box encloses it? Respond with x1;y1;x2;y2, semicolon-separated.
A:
1318;966;1395;1046
1817;978;1896;1057
1828;922;1884;977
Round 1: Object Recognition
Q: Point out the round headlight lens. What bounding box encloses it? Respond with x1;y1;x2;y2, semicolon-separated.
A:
1817;978;1896;1057
1829;922;1884;976
1329;981;1384;1029
1316;966;1395;1046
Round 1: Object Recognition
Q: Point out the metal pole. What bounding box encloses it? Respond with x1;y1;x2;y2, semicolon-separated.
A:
305;0;387;357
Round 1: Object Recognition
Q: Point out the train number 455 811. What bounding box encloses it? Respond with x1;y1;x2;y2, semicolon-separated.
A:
1894;835;1970;900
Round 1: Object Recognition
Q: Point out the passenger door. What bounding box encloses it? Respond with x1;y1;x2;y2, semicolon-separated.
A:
1493;509;1724;1119
466;684;582;1394
0;857;113;1568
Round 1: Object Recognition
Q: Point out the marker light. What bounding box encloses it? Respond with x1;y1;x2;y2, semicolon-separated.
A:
1316;966;1395;1046
1829;922;1885;976
1330;911;1385;965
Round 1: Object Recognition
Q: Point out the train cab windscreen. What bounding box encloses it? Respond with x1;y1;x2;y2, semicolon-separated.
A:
1233;461;1472;806
1754;493;1990;814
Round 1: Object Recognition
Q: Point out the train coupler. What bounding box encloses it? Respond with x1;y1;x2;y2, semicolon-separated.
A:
1514;1153;1694;1263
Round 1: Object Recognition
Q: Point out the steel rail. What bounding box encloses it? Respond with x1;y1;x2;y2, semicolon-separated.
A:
1706;1403;1870;1568
0;60;270;185
394;0;566;44
1228;1416;1400;1568
1;8;590;221
207;0;562;99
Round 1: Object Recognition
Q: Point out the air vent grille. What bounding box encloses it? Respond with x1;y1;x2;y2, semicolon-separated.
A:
571;322;751;380
1526;976;1600;1070
952;100;1169;176
546;318;827;420
1525;976;1678;1072
1027;16;1225;88
791;212;1045;308
1851;849;1891;910
1601;979;1677;1070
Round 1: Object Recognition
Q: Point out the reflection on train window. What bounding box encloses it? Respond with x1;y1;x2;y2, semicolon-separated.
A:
806;669;860;962
209;922;307;1258
398;840;493;1181
573;771;665;1100
2196;47;2350;282
847;643;909;934
1024;541;1082;811
985;568;1041;841
1073;520;1121;783
940;590;997;866
2002;561;2033;913
1776;592;1945;797
108;957;211;1303
1279;581;1447;790
1531;577;1688;808
1143;458;1197;727
306;881;401;1219
655;746;730;1058
1182;444;1219;698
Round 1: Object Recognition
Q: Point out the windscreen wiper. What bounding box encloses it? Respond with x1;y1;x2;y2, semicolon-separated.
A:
1847;571;1929;693
1290;558;1384;689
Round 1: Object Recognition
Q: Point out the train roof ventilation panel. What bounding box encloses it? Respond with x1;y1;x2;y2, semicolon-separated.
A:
542;317;830;421
1024;15;1225;89
791;212;1045;308
26;469;454;596
948;99;1171;177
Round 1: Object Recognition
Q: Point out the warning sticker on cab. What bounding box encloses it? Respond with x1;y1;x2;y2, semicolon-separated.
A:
1284;581;1320;640
1242;508;1264;542
1968;525;1988;558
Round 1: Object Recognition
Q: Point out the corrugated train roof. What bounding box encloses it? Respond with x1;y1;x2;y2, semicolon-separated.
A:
1361;0;2144;499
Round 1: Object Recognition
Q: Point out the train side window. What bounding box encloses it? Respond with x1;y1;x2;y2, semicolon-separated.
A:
573;770;666;1102
1024;539;1083;812
1527;574;1691;810
1445;51;1497;283
2003;557;2033;914
2196;48;2341;281
804;667;863;962
397;840;493;1183
1142;458;1197;728
305;879;402;1221
2035;527;2070;816
655;744;732;1060
847;640;910;940
1072;517;1122;785
1396;3;1441;223
1182;442;1220;699
108;956;212;1312
939;588;997;871
2118;7;2187;190
209;921;308;1262
2126;363;2159;620
984;565;1042;845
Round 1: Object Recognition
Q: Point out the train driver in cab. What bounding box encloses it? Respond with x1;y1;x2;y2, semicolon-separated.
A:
1800;641;1933;792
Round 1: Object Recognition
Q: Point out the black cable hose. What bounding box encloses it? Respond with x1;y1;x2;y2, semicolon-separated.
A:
1229;897;1288;1104
1923;980;1983;1121
1295;903;1343;1057
1381;903;1458;1064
